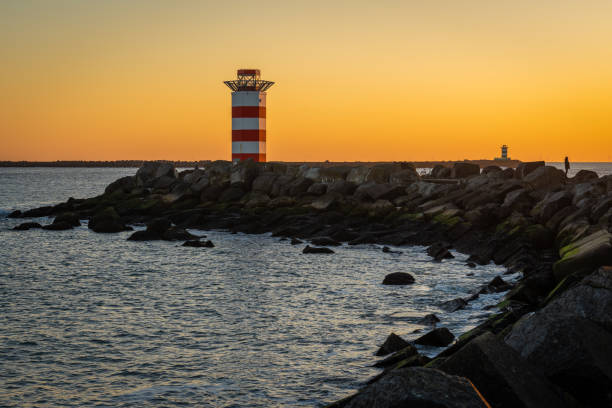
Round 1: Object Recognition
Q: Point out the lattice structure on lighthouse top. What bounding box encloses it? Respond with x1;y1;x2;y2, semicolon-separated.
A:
224;69;275;92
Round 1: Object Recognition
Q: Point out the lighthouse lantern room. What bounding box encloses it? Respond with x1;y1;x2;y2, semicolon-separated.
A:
224;69;274;162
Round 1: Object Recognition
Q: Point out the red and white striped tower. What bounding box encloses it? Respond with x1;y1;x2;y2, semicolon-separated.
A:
224;69;274;162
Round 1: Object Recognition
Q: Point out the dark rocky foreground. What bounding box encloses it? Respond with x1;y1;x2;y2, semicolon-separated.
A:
9;160;612;408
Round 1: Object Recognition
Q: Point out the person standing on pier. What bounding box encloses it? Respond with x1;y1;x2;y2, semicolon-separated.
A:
564;156;570;176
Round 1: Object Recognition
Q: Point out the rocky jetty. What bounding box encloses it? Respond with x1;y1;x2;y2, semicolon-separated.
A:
9;159;612;407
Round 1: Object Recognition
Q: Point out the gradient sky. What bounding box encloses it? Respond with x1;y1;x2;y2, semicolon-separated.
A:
1;0;611;162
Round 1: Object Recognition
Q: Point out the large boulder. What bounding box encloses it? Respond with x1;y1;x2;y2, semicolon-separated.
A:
414;327;455;347
505;314;612;407
523;166;566;190
307;183;327;196
440;332;572;408
327;180;357;196
346;167;370;184
317;166;352;183
553;230;612;280
136;162;177;184
530;191;572;223
251;173;279;194
354;182;405;201
451;163;480;179
389;168;419;185
376;333;411;356
543;266;612;331
571;169;598;183
104;176;136;195
230;159;258;187
514;161;545;179
342;367;490;408
310;192;343;211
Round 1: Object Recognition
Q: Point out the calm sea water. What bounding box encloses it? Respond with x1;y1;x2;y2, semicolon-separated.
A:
1;163;610;407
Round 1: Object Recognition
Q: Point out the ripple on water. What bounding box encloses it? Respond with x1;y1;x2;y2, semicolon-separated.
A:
0;168;518;407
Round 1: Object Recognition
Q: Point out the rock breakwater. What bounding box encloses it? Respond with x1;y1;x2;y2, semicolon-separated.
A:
9;159;612;407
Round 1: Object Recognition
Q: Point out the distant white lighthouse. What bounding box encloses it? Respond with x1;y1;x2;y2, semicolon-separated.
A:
223;69;274;162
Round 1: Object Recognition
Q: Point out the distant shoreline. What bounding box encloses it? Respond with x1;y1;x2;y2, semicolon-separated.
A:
0;159;524;168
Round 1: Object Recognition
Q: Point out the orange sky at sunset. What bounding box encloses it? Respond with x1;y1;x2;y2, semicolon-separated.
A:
1;0;611;162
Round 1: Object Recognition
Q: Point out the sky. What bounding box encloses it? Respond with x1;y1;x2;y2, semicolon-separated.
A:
1;0;611;162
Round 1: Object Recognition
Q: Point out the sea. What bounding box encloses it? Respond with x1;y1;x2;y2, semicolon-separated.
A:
1;162;611;407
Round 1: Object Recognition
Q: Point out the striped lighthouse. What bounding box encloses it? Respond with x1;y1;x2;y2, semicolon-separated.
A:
224;69;274;162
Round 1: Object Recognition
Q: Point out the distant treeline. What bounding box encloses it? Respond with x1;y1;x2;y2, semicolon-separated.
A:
0;159;522;168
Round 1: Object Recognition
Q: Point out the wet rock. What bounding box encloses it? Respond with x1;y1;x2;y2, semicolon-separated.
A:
479;276;512;294
427;242;454;261
414;327;455;347
505;314;612;407
381;246;401;254
8;210;22;218
310;236;342;246
54;212;81;226
440;332;571;408
162;227;199;241
382;272;415;285
451;162;480;179
417;313;440;325
89;207;130;233
373;345;421;368
439;298;467;312
127;230;162;241
466;262;476;268
42;221;73;230
288;177;314;196
343;367;490;408
514;161;544;179
290;238;303;245
376;333;411;356
182;239;214;248
302;245;334;254
146;218;171;234
502;189;534;214
12;222;42;230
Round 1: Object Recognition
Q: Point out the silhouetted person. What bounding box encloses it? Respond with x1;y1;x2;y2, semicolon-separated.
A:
564;156;570;176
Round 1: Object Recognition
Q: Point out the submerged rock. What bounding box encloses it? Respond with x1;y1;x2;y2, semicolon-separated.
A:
417;313;441;325
302;245;334;254
439;298;467;312
182;239;215;248
382;272;415;285
12;222;42;230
